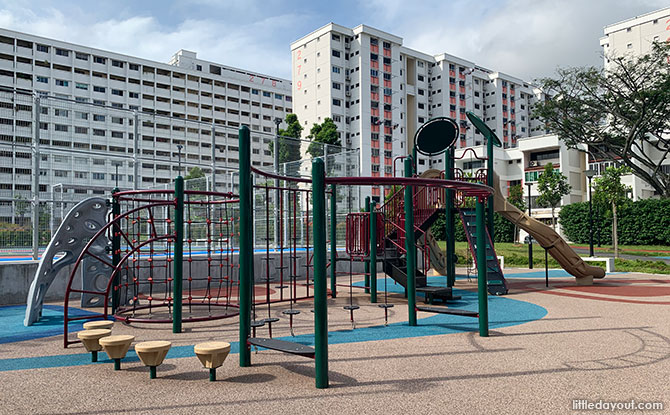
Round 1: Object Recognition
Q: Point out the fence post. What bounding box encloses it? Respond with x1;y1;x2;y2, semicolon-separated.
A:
476;197;489;337
211;122;216;192
32;95;41;260
445;147;456;287
369;202;377;303
133;112;139;190
404;157;417;326
330;184;337;298
238;126;252;367
312;157;329;389
172;176;184;334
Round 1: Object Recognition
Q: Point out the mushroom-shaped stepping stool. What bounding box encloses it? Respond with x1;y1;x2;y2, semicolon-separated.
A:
77;328;111;362
99;335;135;370
135;341;172;379
83;320;114;331
194;341;231;381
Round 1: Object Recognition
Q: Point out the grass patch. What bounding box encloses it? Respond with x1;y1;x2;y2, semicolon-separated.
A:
435;241;670;275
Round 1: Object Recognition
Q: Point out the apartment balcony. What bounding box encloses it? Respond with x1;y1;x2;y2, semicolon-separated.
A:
15;77;32;89
459;99;466;107
371;139;380;148
449;70;455;77
383;48;391;58
383;110;392;119
0;59;12;71
370;44;379;53
171;91;185;100
371;76;379;85
459;87;465;94
155;100;171;111
201;96;213;105
172;77;185;87
109;79;126;90
384;142;392;150
383;79;392;88
371;108;380;117
383;95;391;104
384;126;392;135
371;171;380;178
0;43;14;54
450;110;456;118
503;111;508;118
156;74;171;84
459;73;466;80
371;61;379;69
142;85;155;94
450;84;456;91
372;156;380;164
371;125;380;133
370;92;380;101
503;87;508;94
383;64;392;73
186;80;199;89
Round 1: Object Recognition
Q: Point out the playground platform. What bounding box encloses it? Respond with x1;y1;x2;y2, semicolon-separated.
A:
0;267;668;414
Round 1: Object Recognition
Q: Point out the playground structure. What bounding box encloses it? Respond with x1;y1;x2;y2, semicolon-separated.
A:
23;112;609;389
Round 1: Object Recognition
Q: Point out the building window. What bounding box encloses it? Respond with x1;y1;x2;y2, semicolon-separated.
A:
36;76;48;83
332;50;341;58
92;129;105;136
383;41;391;49
93;114;105;122
75;82;88;90
93;86;106;93
93;173;105;180
332;66;341;74
55;48;69;57
332;82;341;90
251;89;259;95
54;124;69;132
93;56;106;64
332;34;341;41
418;89;424;96
333;99;341;106
36;44;49;53
417;61;424;68
111;89;123;96
627;43;633;49
75;127;88;134
111;60;124;68
75;52;89;60
129;63;139;70
55;79;69;87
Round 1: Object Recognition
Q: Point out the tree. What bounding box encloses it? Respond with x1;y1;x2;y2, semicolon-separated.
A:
534;41;670;198
507;184;525;242
269;113;302;165
184;166;205;180
306;118;341;159
536;163;571;230
184;166;207;192
593;166;631;258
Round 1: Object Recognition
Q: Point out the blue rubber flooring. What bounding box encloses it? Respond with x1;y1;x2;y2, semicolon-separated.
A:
0;305;97;345
0;277;546;372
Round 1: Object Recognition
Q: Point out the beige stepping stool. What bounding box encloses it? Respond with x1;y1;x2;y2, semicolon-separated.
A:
83;320;114;331
77;329;111;362
99;335;135;370
194;342;231;381
135;341;172;379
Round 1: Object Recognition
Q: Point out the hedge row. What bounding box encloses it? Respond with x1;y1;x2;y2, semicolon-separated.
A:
559;199;670;245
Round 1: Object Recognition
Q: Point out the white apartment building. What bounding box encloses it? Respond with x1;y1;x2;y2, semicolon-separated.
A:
291;23;549;204
0;27;293;222
598;7;670;200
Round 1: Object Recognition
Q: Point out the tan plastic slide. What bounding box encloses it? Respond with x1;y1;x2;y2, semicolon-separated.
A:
492;179;605;285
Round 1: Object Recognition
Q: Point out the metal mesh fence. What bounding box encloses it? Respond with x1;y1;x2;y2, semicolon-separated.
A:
0;88;360;256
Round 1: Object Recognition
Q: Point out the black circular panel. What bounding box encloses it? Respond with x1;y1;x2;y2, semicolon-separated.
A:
414;117;458;156
466;111;502;148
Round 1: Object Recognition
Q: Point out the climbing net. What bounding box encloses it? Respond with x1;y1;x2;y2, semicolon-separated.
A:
63;188;240;347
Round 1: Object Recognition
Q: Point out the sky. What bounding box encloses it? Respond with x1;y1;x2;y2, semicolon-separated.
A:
0;0;668;82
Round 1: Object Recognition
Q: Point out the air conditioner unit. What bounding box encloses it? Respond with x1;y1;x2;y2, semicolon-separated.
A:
345;42;351;50
428;83;432;88
428;97;433;102
345;91;351;97
345;76;351;82
529;160;539;167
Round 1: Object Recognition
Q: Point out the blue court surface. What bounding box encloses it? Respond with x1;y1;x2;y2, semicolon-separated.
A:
0;277;546;372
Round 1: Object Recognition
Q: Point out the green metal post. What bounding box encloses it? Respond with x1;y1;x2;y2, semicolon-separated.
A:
209;368;216;382
330;184;337;298
149;366;157;379
238;126;252;367
404;158;417;326
173;176;184;334
445;147;455;287
369;203;377;303
114;358;121;370
412;146;418;173
312;158;329;389
487;136;495;246
363;196;370;294
91;351;98;363
476;197;489;337
111;188;121;313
